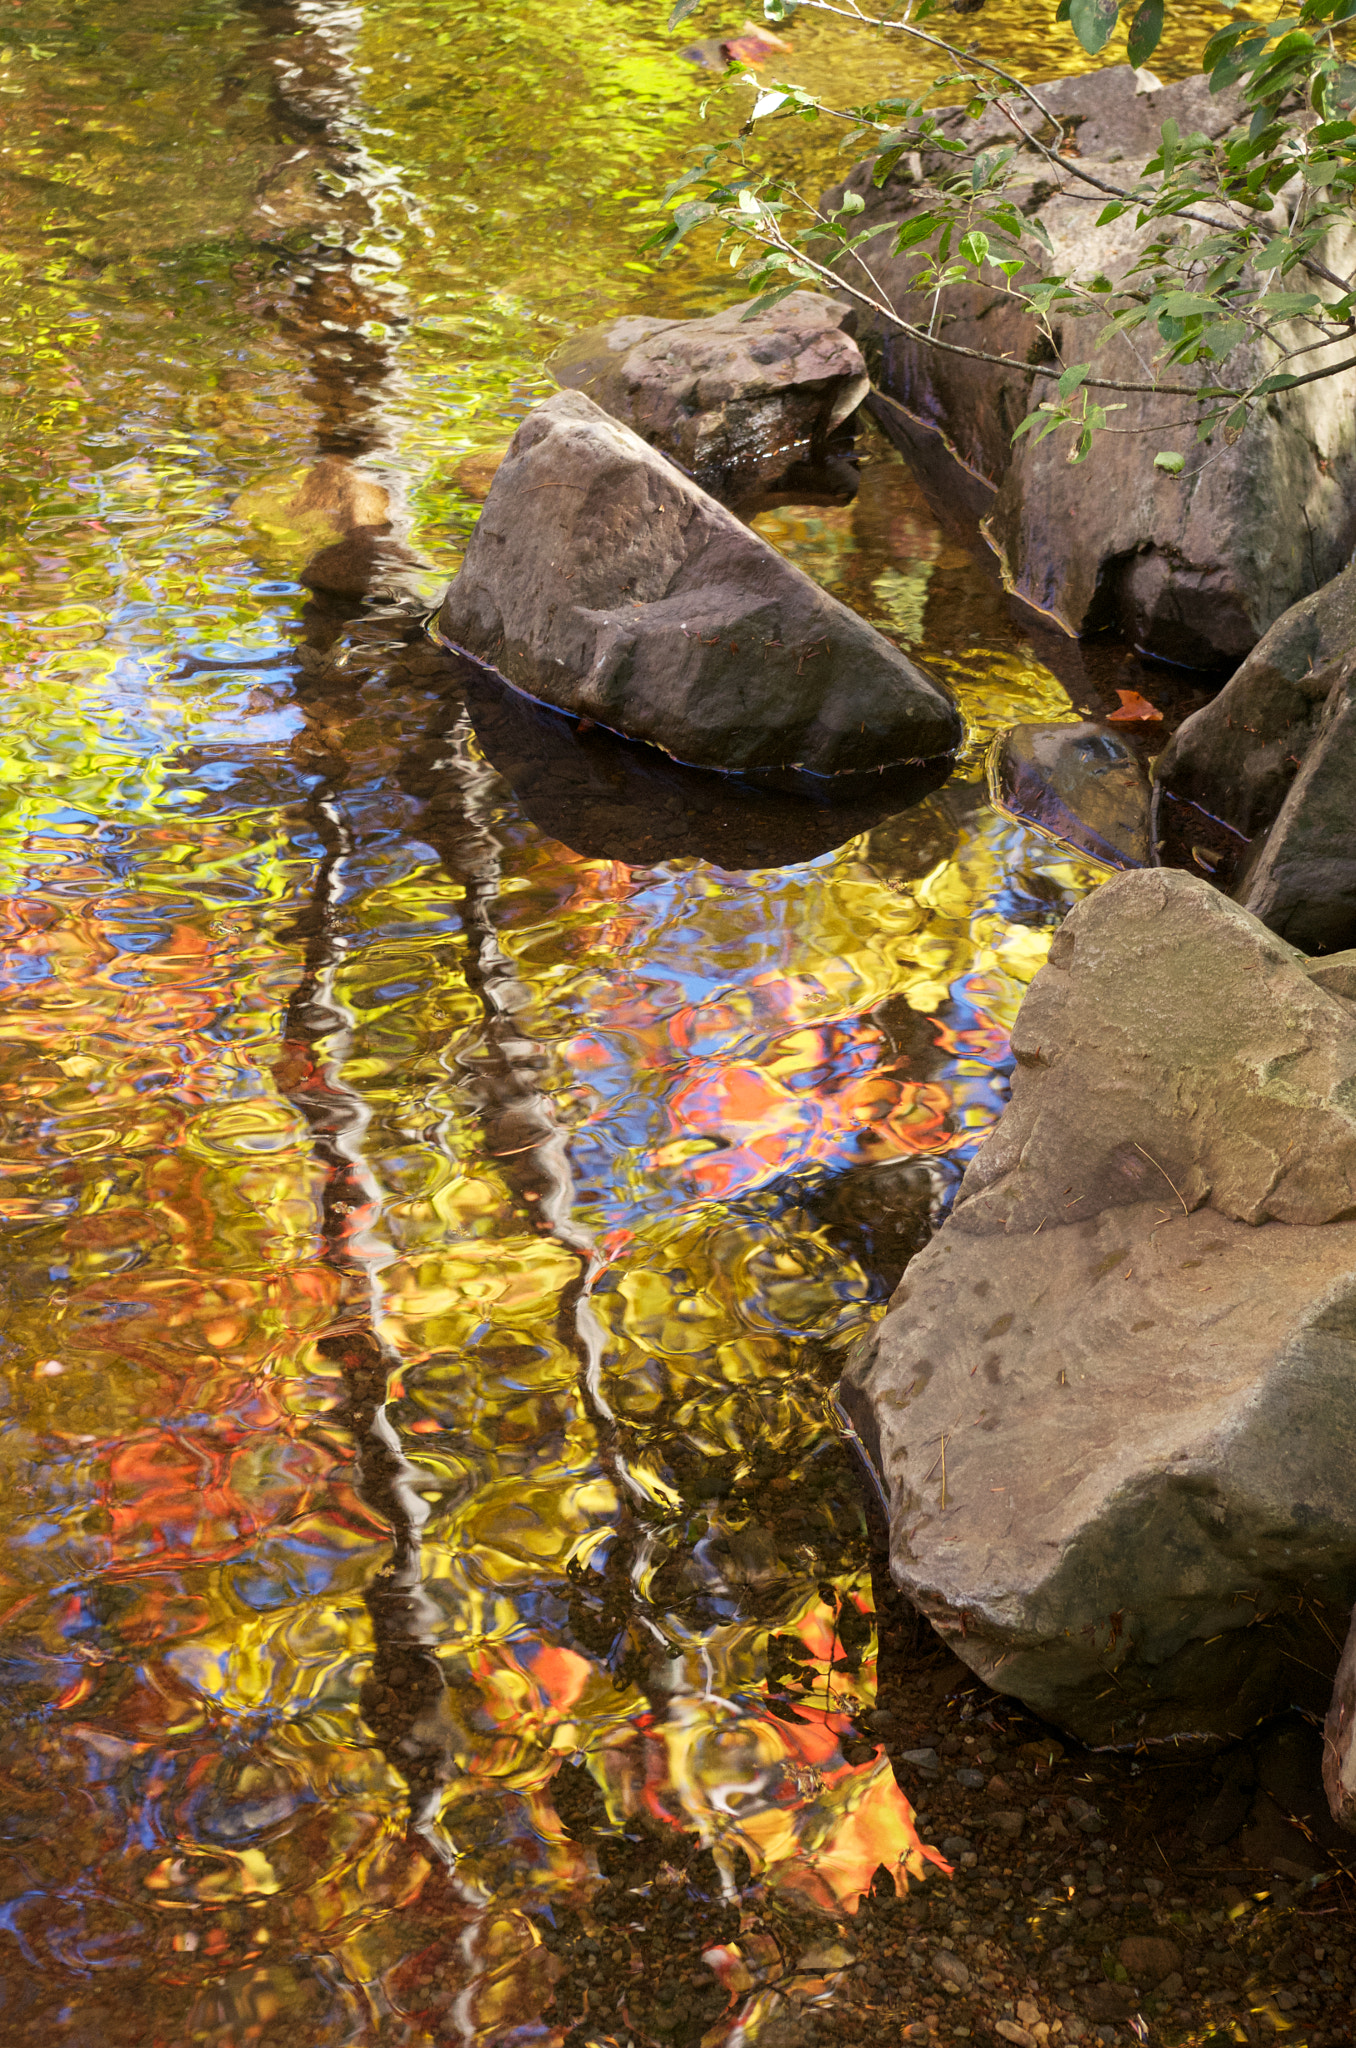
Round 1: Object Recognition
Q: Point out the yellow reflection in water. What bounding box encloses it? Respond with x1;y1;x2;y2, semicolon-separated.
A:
0;0;1179;2035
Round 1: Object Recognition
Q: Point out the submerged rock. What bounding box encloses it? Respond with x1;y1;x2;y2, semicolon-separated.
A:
838;869;1356;1743
232;456;426;598
989;722;1149;869
434;390;962;780
821;67;1356;668
550;292;869;503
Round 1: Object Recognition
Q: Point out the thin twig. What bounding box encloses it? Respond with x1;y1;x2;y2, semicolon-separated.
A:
1133;1142;1190;1217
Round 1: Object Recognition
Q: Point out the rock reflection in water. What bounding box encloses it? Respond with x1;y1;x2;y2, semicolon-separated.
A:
411;654;955;872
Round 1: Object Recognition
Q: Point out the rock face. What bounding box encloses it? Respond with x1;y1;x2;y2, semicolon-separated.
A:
838;869;1356;1742
989;722;1149;869
821;67;1356;668
550;292;869;502
435;390;962;779
1323;1607;1356;1830
1154;565;1356;949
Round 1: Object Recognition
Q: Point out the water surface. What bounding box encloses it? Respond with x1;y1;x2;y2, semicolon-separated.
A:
0;0;1217;2038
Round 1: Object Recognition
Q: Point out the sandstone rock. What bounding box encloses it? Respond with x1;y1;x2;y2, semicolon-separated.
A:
435;390;962;779
821;68;1356;667
990;722;1149;869
1153;560;1356;841
957;868;1356;1233
1322;1605;1356;1830
1154;568;1356;950
1233;660;1356;951
837;869;1356;1742
1304;948;1356;1003
550;292;868;501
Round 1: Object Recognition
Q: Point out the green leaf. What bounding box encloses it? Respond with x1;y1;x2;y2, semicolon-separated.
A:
1069;0;1120;55
1256;370;1302;391
1097;200;1130;225
668;0;702;29
1158;290;1216;316
1055;0;1073;18
893;211;942;252
1126;0;1164;67
996;259;1026;278
1058;361;1092;399
738;284;801;318
1153;450;1186;472
959;229;991;266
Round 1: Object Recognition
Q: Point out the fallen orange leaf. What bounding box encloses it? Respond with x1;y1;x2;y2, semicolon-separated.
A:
1107;688;1162;722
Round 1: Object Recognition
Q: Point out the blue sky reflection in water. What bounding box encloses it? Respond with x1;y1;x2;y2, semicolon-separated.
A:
0;0;1223;2037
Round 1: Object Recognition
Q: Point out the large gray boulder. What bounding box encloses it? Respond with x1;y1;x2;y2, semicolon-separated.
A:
838;869;1356;1743
435;390;962;778
550;292;868;502
821;68;1356;668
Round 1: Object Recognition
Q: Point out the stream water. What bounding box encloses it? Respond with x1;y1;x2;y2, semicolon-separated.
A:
0;1;1224;2041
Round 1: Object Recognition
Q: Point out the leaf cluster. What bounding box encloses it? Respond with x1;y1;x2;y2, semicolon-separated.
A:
638;0;1356;463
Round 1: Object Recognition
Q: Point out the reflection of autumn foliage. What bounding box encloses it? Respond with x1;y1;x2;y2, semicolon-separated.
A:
456;1596;946;1916
565;967;962;1202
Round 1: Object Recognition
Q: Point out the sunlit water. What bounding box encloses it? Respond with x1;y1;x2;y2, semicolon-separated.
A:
0;0;1218;2039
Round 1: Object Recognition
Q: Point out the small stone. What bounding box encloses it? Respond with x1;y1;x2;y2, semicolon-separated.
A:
899;1747;942;1775
955;1767;987;1790
1117;1934;1182;1985
941;1837;973;1858
991;1810;1027;1839
1018;2000;1041;2027
995;2025;1036;2048
987;1773;1014;1799
932;1950;971;1991
1158;1972;1184;1999
798;1941;855;1972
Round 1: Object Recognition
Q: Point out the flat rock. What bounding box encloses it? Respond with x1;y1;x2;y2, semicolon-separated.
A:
435;390;961;779
550;291;869;501
820;68;1356;668
990;722;1149;869
838;869;1356;1742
